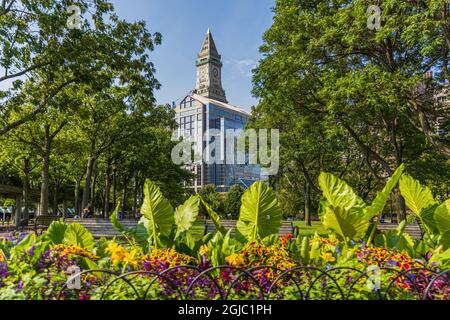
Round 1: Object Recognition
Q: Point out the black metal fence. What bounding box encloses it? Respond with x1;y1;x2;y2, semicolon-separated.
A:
57;265;450;300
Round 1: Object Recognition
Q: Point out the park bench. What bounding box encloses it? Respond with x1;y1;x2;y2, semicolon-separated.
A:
203;220;299;237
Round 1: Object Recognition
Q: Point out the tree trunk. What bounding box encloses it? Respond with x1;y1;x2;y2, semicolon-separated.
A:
395;189;407;222
304;181;312;227
122;176;128;219
113;169;117;210
91;165;97;212
39;125;51;216
62;201;67;221
104;159;111;218
132;176;138;218
52;182;58;216
22;158;30;220
81;155;95;211
15;195;22;227
75;179;81;216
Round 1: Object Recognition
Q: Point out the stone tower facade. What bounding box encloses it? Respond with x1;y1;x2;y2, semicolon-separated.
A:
194;29;228;103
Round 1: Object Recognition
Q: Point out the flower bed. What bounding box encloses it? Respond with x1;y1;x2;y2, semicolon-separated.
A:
0;173;449;300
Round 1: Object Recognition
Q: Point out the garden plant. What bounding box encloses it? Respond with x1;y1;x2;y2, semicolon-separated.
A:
0;165;449;300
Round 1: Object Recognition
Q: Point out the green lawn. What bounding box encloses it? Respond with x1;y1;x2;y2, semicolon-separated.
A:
293;221;329;237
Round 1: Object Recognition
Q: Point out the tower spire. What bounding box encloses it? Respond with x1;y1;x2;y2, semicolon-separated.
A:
194;30;227;103
198;29;219;59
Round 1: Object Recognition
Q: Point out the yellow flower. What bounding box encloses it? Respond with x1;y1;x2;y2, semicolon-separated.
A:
106;242;128;265
123;247;141;267
199;245;209;256
320;251;336;262
52;244;99;261
225;253;245;267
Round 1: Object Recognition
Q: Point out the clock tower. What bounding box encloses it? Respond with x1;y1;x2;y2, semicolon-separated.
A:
194;29;228;103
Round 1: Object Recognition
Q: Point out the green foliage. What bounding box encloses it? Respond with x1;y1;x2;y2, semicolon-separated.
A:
318;166;405;242
110;203;149;250
224;185;245;219
199;185;224;216
435;200;450;235
63;224;95;250
364;164;406;219
141;179;175;248
399;175;450;248
318;173;366;212
44;221;67;245
322;206;369;242
200;198;227;236
236;181;283;241
174;195;201;239
374;221;415;253
399;175;439;233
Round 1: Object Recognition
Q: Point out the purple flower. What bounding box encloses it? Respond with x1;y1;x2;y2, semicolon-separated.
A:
0;262;7;280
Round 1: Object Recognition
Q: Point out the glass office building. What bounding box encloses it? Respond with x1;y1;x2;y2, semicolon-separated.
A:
173;30;260;192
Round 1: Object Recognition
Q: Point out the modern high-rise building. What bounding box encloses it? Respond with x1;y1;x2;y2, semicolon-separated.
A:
173;30;260;192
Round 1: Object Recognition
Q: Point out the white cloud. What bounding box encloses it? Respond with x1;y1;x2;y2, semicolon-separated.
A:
226;58;257;77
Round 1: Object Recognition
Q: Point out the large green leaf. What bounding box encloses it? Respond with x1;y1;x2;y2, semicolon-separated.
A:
110;203;149;249
141;179;175;245
374;221;415;252
364;164;405;219
318;172;365;213
63;223;95;250
434;199;450;235
322;206;369;242
174;195;200;239
399;175;436;215
45;221;68;244
430;248;450;267
236;181;283;241
110;202;134;237
10;233;36;259
399;175;439;234
200;198;227;236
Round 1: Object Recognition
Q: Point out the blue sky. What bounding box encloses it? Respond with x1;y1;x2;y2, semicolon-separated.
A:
110;0;275;111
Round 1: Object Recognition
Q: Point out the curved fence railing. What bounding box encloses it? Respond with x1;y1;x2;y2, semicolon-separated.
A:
56;265;450;300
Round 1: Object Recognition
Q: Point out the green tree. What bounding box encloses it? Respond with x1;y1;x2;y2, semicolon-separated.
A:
224;185;245;219
199;185;224;217
251;0;450;221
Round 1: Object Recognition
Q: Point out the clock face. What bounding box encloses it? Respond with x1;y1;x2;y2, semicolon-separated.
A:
213;68;219;77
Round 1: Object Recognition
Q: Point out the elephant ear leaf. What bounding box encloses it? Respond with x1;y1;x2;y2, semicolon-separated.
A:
174;195;200;239
399;175;438;233
200;198;227;236
64;223;95;250
434;199;450;235
110;202;148;249
45;221;68;244
399;175;436;215
319;172;365;213
237;181;283;241
110;202;134;236
364;164;405;220
323;206;369;242
141;179;175;241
